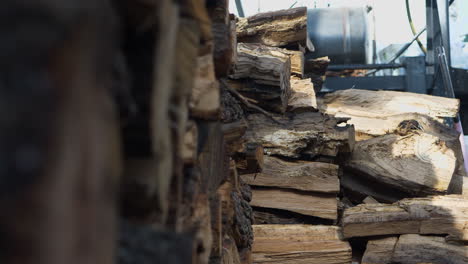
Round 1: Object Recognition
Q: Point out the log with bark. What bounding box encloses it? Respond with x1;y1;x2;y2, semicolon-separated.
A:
342;195;468;241
244;112;355;158
241;156;339;194
250;188;338;220
362;235;468;264
230;43;291;112
252;225;352;264
236;7;313;50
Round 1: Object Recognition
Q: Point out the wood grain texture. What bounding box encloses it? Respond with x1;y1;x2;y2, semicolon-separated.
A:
343;195;468;241
346;131;458;195
245;112;355;158
288;77;317;112
319;89;460;139
362;237;398;264
236;7;312;50
241;156;339;194
230;43;291;112
362;235;468;264
250;188;338;220
252;225;352;264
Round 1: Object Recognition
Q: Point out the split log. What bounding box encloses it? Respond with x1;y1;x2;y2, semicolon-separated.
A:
319;89;460;137
190;54;220;119
241;156;339;194
361;237;398;264
245;112;355;158
362;235;468;264
252;225;352;264
250;188;338;220
280;50;305;77
222;120;247;155
208;0;234;77
227;79;284;113
230;43;291;112
304;56;330;92
236;7;313;50
287;77;317;112
342;195;468;241
252;207;334;225
346;130;459;196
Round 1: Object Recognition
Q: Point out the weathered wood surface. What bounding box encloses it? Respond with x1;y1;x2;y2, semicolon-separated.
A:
237;7;312;50
241;156;339;194
208;0;234;77
252;225;352;264
304;56;330;92
343;195;468;241
346;130;459;195
250;188;337;220
245;112;355;158
319;89;460;137
190;54;220;119
235;143;264;174
287;77;317;112
280;49;305;77
221;236;241;264
362;235;468;264
361;237;398;264
227;79;284;114
230;43;291;112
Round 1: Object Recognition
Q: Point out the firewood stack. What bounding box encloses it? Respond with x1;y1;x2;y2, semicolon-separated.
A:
221;7;468;264
117;1;253;264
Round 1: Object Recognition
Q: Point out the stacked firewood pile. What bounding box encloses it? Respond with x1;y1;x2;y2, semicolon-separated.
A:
223;7;468;264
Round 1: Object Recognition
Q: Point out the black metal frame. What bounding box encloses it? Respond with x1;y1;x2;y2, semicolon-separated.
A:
321;0;453;97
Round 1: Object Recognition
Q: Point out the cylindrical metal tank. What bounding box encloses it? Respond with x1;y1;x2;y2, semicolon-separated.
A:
307;7;368;64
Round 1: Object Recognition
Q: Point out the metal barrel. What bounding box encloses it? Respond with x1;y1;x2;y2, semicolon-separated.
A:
307;7;368;64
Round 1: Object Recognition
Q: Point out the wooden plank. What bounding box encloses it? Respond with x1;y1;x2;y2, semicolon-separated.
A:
236;7;312;50
241;156;339;194
245;112;355;158
250;188;338;220
252;225;352;264
342;195;468;241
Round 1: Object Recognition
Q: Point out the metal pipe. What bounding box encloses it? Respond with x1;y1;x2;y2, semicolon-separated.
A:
327;63;404;70
235;0;245;17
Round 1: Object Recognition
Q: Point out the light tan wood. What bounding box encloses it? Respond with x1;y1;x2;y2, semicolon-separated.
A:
245;112;355;158
319;89;460;138
363;235;468;264
230;43;291;112
252;225;352;264
363;196;379;204
221;236;241;264
346;131;457;195
190;53;220;119
182;121;198;164
343;195;468;241
237;7;312;49
241;156;339;194
287;77;317;112
281;50;305;77
250;188;338;220
362;237;398;264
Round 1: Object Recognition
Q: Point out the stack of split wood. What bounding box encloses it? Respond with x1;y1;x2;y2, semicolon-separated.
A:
222;7;468;264
118;1;253;264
